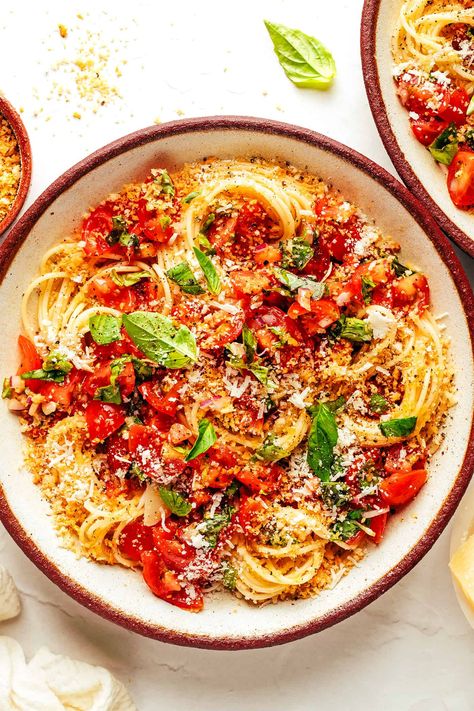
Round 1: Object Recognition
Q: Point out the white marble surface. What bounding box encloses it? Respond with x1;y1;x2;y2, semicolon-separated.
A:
1;0;474;708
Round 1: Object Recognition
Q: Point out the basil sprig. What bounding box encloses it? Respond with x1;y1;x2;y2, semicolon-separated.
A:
193;246;222;295
89;314;122;345
333;315;372;343
122;311;197;369
281;237;314;270
106;216;138;248
307;402;338;481
379;416;417;438
166;261;205;295
274;267;326;299
21;350;73;384
109;269;150;287
264;20;336;90
159;487;191;516
185;418;217;461
242;324;257;363
428;123;458;166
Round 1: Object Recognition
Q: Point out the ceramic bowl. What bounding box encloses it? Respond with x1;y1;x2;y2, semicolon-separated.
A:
0;96;32;237
0;116;473;650
361;0;474;258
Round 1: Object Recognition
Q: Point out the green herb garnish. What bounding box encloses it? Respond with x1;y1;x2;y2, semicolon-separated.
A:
361;276;376;305
281;237;314;270
122;311;197;369
166;261;205;295
334;315;372;343
379;416;417;438
89;314;122;345
193;246;221;295
307;402;338;481
185;419;217;461
370;393;389;414
428;123;458;166
159;487;192;516
274;266;326;299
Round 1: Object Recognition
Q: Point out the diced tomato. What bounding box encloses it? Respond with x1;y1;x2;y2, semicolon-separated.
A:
238;496;265;533
106;431;131;476
118;519;155;562
137;198;175;243
88;277;137;312
318;215;361;262
82;205;114;256
345;530;366;549
288;298;340;335
447;149;474;208
91;329;145;360
392;273;430;313
346;258;393;306
441;87;469;125
42;369;80;407
384;442;427;474
134;279;162;310
197;445;238;489
128;423;159;453
17;335;43;392
235;202;275;242
84;362;112;397
152;525;195;572
207;215;238;253
302;240;331;280
253;243;282;264
370;511;388;544
168;423;192;445
410;116;448;146
236;462;282;494
141;550;203;611
247;305;302;350
85;401;125;441
139;379;183;416
160;442;188;480
117;361;135;397
231;269;272;297
380;469;428;507
201;308;245;350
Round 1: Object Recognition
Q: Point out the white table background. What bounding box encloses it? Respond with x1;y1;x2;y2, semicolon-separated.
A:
1;1;474;709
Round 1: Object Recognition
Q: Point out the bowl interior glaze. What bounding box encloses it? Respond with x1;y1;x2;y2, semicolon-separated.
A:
0;118;473;649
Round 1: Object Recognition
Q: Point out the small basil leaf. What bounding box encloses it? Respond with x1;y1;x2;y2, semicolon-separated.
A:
106;216;128;246
200;507;235;547
274;267;326;298
158;487;191;516
264;20;336;90
242;324;257;364
21;368;66;383
391;256;415;278
361;276;376;305
158;169;175;197
43;351;73;375
182;190;201;204
185;419;217;461
333;315;372;343
109;269;150;287
201;212;216;233
222;563;237;590
307;402;338;481
193;246;222;295
369;394;389;414
131;356;154;382
281;237;314;270
2;377;12;399
89;314;122;345
379;416;417;438
95;384;122;404
122;311;197;368
166;261;205;295
428;123;458;166
195;233;216;255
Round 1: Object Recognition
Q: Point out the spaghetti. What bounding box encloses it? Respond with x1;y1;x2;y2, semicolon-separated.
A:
4;158;454;611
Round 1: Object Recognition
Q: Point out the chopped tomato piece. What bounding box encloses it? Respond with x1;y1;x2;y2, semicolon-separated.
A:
410;116;448;146
89;277;137;312
384;442;427;474
370;511;388;545
139;379;183;416
137;198;175;243
141;550;203;611
231;269;272;297
288;298;340;335
43;369;80;407
17;335;43;392
447;149;474;208
118;519;155;562
106;431;131;476
236;462;282;494
238;496;265;533
253;243;282;264
207;215;238;252
380;469;428;507
345;530;366;549
82;205;114;256
152;525;195;572
85;401;125;441
392;273;430;313
247;305;302;350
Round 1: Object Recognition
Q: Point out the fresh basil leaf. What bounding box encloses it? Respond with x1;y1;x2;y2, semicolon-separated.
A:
89;314;122;345
320;480;351;509
428;123;458;166
129;461;146;482
379;416;417;438
391;256;415;278
370;394;389;414
106;216;128;246
201;212;216;233
109;269;149;287
158;169;175;197
21;368;66;383
264;20;336;90
200;507;235;547
159;487;191;516
222;563;237;590
2;377;11;399
268;326;299;347
227;353;272;389
333;315;372;343
43;351;73;375
182;190;201;204
330;509;363;541
361;276;376;305
185;418;217;461
122;311;197;368
166;261;205;295
131;356;154;382
196;233;216;255
119;231;139;248
281;237;314;270
95;383;121;404
193;246;222;295
242;324;257;364
255;435;288;462
307;402;338;481
324;396;346;413
274;267;326;298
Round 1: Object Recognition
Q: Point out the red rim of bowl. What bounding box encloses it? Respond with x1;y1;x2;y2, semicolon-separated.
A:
0;116;473;650
361;0;474;258
0;96;32;237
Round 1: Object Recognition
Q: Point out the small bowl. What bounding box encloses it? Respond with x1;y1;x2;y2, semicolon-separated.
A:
0;117;473;649
0;95;32;237
361;0;474;258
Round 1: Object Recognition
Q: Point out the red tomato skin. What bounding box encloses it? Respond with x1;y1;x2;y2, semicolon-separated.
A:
106;431;131;476
152;527;195;572
447;150;474;208
85;401;125;441
247;305;302;350
17;335;43;392
139;380;183;416
118;519;155;562
370;511;389;545
230;269;272;297
392;273;430;313
380;469;428;507
238;496;265;533
253;243;282;264
82;205;114;256
89;277;137;312
141;550;204;611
